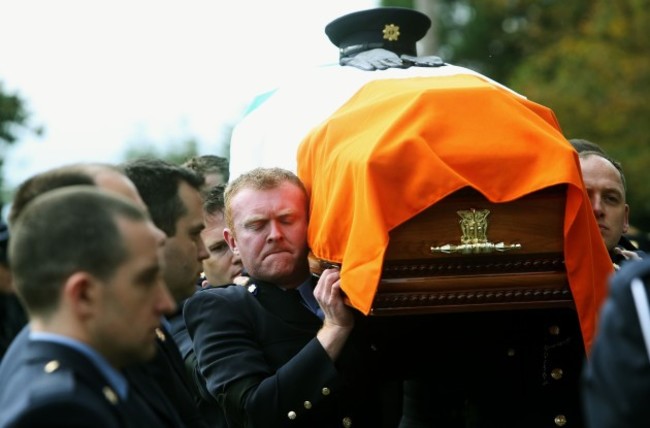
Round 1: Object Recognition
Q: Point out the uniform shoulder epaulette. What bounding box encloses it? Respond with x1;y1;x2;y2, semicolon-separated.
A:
28;359;76;398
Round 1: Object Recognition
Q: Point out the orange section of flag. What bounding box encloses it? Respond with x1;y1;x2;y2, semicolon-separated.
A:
297;74;612;352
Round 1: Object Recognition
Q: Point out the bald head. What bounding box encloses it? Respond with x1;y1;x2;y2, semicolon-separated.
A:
90;168;144;207
10;163;145;226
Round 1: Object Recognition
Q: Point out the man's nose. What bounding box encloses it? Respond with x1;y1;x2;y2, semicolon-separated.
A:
157;282;177;315
197;238;209;262
590;194;604;217
267;220;284;242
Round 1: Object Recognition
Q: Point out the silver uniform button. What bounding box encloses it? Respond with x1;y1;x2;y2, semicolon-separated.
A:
342;416;352;427
551;368;564;380
102;386;119;405
506;348;516;357
549;325;561;336
44;360;60;373
155;327;166;342
321;387;331;396
303;401;312;409
288;411;297;420
554;414;567;426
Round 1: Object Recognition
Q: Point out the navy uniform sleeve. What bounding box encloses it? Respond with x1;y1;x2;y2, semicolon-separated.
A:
184;286;347;428
582;259;650;428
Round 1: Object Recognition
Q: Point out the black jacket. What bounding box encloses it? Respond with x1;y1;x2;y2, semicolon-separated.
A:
582;258;650;428
0;337;159;428
184;279;386;428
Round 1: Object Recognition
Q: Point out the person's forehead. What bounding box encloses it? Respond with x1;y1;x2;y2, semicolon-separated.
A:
178;181;204;212
231;183;305;217
580;156;624;189
204;172;226;188
93;170;145;206
231;183;305;209
203;210;226;232
201;227;226;249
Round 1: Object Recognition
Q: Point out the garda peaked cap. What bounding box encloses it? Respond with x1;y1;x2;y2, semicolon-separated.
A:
325;7;431;58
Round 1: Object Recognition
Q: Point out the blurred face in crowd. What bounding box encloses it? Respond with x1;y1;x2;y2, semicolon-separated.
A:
580;154;629;251
163;181;209;302
91;217;174;367
200;209;244;287
224;182;309;289
203;172;226;189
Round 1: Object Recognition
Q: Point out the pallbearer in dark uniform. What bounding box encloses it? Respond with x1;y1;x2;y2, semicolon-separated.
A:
0;187;175;427
2;162;209;428
582;258;650;427
184;168;389;428
124;159;211;428
576;149;646;269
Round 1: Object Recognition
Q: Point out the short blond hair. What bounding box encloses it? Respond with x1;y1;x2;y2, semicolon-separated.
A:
224;168;308;231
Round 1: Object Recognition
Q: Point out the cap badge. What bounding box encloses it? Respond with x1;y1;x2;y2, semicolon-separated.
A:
383;23;400;41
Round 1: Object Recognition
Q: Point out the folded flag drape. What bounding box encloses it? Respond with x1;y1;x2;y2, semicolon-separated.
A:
296;74;612;352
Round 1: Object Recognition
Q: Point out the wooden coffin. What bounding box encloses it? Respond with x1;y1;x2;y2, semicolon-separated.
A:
370;184;571;316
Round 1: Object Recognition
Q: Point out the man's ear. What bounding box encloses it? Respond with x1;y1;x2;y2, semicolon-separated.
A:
62;272;100;318
623;203;631;234
224;228;238;254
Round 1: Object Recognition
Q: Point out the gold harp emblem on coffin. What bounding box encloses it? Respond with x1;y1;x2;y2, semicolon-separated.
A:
430;208;521;254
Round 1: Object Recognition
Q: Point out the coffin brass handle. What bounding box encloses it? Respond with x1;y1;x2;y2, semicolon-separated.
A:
430;208;522;255
431;241;522;254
